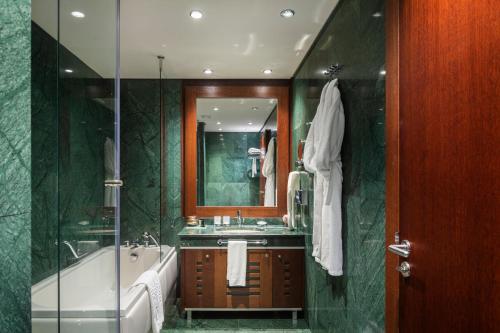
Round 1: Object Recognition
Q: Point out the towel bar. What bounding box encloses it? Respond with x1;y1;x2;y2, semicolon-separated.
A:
217;239;268;246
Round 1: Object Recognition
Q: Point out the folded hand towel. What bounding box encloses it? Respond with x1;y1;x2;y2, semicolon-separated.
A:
133;271;164;333
226;240;247;287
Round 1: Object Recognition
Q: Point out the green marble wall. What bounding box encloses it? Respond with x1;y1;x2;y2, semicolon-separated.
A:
291;0;386;332
119;79;185;247
31;22;58;284
0;0;31;331
120;79;162;242
203;132;260;206
31;23;115;284
163;80;184;246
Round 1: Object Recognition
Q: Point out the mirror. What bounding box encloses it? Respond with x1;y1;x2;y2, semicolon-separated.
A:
196;98;278;207
184;83;289;218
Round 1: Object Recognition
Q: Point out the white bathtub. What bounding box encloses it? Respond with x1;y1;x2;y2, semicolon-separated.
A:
32;245;178;333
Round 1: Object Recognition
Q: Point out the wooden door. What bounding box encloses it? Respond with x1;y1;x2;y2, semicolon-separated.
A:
181;249;215;308
272;250;304;308
213;249;273;308
387;0;500;332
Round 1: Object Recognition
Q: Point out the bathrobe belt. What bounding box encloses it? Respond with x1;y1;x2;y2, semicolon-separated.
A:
317;159;342;204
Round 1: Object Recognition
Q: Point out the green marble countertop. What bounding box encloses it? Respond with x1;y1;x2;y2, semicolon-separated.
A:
178;225;305;237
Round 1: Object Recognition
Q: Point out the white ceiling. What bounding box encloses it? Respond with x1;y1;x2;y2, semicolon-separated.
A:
33;0;339;79
197;98;276;132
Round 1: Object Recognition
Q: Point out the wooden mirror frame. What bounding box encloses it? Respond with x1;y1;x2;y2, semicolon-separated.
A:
183;80;290;218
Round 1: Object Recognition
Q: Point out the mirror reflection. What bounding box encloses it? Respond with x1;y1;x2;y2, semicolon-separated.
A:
196;98;277;207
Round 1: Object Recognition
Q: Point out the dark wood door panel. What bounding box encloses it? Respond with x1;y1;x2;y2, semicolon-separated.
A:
397;0;500;332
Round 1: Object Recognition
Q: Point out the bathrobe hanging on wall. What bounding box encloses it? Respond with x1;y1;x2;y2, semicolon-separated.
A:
303;78;345;276
104;137;116;207
262;137;276;206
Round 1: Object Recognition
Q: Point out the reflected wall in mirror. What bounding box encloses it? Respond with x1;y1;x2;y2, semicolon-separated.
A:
196;98;278;207
184;83;290;218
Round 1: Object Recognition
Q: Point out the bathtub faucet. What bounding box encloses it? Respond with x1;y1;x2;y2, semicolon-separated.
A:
143;232;160;247
58;240;88;263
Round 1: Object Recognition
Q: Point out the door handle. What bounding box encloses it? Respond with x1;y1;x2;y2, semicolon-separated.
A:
388;240;411;258
104;179;123;187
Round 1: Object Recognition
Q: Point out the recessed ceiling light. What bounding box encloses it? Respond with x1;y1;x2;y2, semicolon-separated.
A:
248;122;253;125
269;99;275;104
71;11;85;18
64;69;73;73
213;107;219;111
379;70;387;75
263;69;272;75
216;121;221;125
372;12;382;18
280;9;295;18
218;128;223;131
252;106;259;111
190;10;203;19
203;68;213;75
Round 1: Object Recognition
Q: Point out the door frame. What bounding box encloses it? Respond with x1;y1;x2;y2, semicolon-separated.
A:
385;0;400;332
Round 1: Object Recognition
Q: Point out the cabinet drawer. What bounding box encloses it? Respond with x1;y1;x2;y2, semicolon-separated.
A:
272;249;304;308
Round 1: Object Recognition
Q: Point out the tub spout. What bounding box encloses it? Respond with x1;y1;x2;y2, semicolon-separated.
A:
57;240;88;263
143;232;160;247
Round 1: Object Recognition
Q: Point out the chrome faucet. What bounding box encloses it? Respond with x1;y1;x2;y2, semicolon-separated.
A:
236;210;243;228
143;232;160;247
59;241;88;263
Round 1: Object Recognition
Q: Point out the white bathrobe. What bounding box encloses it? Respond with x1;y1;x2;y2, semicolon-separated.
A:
104;137;116;207
303;79;345;276
262;137;276;206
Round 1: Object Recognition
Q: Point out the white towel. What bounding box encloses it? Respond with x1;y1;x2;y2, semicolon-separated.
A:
287;171;302;229
133;271;164;333
226;240;247;287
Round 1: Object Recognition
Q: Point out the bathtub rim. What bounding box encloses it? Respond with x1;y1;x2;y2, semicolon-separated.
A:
31;245;177;319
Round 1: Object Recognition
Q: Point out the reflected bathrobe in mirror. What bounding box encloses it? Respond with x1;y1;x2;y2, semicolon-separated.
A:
262;137;276;206
303;79;344;276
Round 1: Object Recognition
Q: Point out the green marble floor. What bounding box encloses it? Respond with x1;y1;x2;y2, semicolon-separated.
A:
162;305;310;332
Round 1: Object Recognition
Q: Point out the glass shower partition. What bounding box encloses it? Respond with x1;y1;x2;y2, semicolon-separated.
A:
30;0;121;330
57;0;120;332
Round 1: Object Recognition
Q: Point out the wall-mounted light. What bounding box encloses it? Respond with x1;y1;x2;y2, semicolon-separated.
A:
379;70;386;75
216;121;221;125
372;12;382;18
263;69;272;75
203;68;213;75
213;107;219;111
64;69;73;73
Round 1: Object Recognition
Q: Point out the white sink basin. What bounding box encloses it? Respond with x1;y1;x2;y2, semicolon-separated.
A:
217;227;265;234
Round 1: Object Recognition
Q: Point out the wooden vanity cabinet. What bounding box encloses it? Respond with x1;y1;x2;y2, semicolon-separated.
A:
181;249;304;310
272;250;305;308
181;249;215;308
